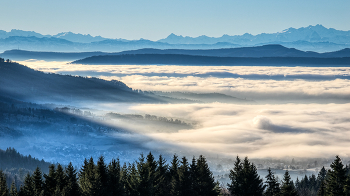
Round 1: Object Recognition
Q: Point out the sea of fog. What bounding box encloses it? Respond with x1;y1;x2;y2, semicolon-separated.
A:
23;60;350;103
16;60;350;181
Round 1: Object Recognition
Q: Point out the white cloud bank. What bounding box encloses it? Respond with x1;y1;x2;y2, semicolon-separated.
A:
21;61;350;103
19;61;350;158
120;103;350;159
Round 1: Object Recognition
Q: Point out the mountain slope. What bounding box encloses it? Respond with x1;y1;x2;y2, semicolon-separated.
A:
0;61;163;103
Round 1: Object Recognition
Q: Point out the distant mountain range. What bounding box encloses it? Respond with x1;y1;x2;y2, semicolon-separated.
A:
158;25;350;45
0;25;349;52
0;36;241;53
2;45;349;62
0;29;109;43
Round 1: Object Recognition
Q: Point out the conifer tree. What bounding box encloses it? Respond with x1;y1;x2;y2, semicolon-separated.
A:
280;170;297;196
294;177;299;190
264;168;280;196
309;174;318;195
155;155;168;196
137;153;151;196
326;155;347;196
242;157;265;196
317;180;326;196
9;182;18;196
196;155;220;196
95;156;108;196
169;154;180;196
344;177;350;196
228;156;244;195
145;152;157;196
178;156;191;196
317;167;327;184
19;173;34;196
228;156;264;196
108;159;123;195
189;156;199;195
127;163;140;196
55;164;67;193
65;162;80;196
44;164;56;194
120;163;129;196
78;158;90;195
79;157;97;196
32;167;43;195
0;170;9;196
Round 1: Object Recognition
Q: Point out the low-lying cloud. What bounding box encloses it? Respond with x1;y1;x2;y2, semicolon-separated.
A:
18;61;350;159
88;102;350;159
20;61;350;103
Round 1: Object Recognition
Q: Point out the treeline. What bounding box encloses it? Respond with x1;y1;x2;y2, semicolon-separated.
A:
226;155;350;196
0;148;51;190
1;153;350;196
0;148;50;173
0;153;220;196
105;112;190;126
0;101;54;121
0;57;10;63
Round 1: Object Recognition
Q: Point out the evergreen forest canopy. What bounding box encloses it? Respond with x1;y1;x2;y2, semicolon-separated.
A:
1;149;350;196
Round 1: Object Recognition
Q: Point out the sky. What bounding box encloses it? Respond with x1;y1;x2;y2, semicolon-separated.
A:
1;0;350;40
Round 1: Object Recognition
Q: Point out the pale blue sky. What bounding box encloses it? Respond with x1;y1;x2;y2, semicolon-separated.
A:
1;0;349;40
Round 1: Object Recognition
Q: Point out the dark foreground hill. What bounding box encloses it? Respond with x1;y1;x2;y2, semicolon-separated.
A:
0;61;167;103
72;53;350;66
2;45;350;61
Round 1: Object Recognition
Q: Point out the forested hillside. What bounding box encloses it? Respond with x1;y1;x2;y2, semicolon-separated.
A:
0;59;164;103
0;148;51;189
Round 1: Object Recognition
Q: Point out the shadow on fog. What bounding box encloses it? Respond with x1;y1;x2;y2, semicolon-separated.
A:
0;94;191;166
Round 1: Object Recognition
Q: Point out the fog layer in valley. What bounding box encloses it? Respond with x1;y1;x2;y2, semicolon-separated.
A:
23;61;350;103
17;60;350;160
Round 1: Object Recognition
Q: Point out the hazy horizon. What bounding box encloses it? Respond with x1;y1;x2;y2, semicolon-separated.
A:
2;24;350;41
1;0;349;40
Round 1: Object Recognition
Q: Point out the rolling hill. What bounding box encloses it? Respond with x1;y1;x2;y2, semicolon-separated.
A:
72;53;350;66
